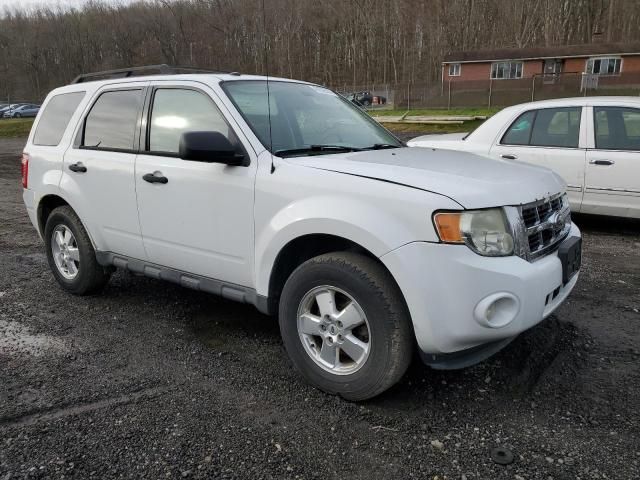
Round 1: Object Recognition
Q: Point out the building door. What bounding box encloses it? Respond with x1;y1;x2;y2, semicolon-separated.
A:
543;59;563;83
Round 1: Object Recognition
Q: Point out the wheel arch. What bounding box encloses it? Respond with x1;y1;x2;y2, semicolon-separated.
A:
37;194;70;236
265;233;410;318
36;194;98;249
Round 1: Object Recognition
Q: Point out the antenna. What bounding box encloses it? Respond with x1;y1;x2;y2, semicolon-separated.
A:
262;0;275;174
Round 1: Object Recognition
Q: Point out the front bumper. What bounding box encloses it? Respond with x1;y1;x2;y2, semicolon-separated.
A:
380;222;581;356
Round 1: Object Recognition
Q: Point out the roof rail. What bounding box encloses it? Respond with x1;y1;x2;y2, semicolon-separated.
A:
71;64;229;84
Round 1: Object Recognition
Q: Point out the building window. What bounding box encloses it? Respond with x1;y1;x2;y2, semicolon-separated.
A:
586;57;622;75
448;63;461;76
491;61;523;79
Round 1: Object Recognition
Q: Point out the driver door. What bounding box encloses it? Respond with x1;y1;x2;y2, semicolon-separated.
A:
134;82;257;287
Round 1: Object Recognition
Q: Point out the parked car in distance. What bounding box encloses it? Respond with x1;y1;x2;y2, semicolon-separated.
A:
408;97;640;219
22;67;581;400
345;91;386;107
0;103;25;117
5;104;40;118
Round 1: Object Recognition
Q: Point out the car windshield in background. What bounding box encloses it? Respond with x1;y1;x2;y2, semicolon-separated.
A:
222;80;401;157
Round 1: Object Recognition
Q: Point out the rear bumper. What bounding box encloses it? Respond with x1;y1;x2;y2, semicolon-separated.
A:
23;189;40;237
380;223;581;357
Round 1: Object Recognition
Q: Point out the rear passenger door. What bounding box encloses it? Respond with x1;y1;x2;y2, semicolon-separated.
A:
489;107;587;211
583;105;640;217
134;82;257;287
61;84;147;260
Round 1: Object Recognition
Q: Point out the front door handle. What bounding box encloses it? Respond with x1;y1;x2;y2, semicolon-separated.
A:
501;154;518;160
68;162;87;173
143;172;168;184
589;159;615;166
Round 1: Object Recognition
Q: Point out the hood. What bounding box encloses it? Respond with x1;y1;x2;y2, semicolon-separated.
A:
289;147;565;209
407;132;468;145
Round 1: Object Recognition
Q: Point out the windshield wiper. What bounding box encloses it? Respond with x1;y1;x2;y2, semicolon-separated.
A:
362;143;401;150
275;145;363;157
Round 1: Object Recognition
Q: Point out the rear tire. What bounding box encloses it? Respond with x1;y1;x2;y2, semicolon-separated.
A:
279;252;413;401
44;205;111;295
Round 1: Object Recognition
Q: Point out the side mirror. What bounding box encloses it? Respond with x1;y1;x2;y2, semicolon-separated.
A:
179;131;248;166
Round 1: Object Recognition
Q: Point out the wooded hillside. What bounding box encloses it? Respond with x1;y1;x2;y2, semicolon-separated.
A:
1;0;639;101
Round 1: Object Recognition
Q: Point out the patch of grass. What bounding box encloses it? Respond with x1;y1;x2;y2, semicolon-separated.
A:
0;118;34;138
373;107;501;117
0;113;487;140
384;119;485;135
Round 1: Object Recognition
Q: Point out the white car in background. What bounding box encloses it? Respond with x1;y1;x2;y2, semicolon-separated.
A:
408;97;640;219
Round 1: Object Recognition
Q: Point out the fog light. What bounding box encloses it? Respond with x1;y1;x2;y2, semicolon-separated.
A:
474;293;520;328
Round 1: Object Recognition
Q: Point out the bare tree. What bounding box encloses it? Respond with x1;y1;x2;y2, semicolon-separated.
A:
0;0;638;101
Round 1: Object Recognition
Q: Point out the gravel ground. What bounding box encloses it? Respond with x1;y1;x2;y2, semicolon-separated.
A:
1;136;639;479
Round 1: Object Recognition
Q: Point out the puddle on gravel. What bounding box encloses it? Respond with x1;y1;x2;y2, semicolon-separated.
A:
0;319;67;357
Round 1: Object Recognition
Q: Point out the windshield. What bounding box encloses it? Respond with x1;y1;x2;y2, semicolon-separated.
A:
222;80;402;157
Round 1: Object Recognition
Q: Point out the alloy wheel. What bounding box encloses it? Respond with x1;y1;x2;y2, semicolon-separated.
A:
51;224;80;280
297;286;371;375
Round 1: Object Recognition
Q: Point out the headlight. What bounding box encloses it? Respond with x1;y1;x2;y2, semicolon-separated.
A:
433;208;514;257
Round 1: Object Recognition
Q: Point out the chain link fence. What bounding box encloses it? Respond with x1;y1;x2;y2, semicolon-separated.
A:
333;71;640;110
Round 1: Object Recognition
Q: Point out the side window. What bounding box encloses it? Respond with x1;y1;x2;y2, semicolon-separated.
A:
148;89;231;154
502;111;535;145
83;89;142;150
594;107;640;151
530;107;581;148
502;107;581;148
33;91;85;146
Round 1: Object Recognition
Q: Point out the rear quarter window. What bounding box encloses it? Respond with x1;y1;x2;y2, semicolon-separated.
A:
33;91;86;146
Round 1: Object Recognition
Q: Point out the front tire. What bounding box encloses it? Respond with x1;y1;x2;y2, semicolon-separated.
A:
279;252;413;401
44;205;111;295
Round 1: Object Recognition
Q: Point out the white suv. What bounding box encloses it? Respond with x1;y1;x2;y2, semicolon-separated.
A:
21;67;582;400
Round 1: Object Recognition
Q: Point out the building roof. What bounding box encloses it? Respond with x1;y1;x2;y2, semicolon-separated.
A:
444;42;640;63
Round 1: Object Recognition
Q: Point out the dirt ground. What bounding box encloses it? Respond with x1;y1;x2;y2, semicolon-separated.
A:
1;136;639;479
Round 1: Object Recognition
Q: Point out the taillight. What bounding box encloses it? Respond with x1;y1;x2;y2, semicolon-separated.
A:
21;153;29;189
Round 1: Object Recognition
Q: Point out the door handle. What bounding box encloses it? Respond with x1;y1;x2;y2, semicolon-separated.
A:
143;172;168;184
589;159;615;166
501;154;518;160
68;162;87;173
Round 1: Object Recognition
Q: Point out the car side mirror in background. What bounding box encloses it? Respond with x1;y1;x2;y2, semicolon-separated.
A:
179;131;248;166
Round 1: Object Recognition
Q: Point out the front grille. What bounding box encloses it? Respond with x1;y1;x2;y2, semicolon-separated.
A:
519;193;571;260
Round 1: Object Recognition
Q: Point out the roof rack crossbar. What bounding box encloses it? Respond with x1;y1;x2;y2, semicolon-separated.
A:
71;64;229;84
